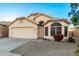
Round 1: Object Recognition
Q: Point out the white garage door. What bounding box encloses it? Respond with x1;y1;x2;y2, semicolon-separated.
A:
11;27;37;39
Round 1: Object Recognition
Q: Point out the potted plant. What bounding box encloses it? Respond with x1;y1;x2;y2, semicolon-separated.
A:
53;34;63;42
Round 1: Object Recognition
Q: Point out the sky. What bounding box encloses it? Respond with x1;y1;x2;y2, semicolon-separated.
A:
0;3;71;21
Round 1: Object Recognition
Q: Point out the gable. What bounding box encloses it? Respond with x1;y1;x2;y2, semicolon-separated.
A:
44;21;69;27
27;13;53;24
27;16;36;21
9;18;37;28
35;15;52;24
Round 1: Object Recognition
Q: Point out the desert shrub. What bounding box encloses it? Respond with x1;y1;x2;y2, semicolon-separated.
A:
67;37;75;43
75;45;79;56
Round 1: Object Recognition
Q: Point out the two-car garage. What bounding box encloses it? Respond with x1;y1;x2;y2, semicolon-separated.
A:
10;27;36;39
9;17;38;39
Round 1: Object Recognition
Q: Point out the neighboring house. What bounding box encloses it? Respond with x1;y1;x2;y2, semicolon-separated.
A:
0;24;8;37
69;25;79;37
9;13;69;40
0;21;11;37
0;21;11;26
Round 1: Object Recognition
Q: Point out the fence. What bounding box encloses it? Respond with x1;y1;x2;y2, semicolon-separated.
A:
69;28;79;37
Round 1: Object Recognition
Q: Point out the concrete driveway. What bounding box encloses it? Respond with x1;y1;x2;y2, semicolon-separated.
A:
11;38;79;56
0;38;29;52
0;37;78;56
0;38;30;56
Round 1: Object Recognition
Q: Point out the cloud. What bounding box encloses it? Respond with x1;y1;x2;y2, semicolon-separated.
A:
0;13;21;21
0;17;16;21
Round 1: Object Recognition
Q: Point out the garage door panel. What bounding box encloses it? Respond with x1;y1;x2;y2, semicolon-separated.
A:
11;28;36;39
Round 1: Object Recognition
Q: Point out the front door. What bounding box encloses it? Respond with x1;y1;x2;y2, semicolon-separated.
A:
38;26;44;39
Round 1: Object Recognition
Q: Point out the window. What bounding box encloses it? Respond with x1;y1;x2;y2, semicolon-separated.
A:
45;27;48;36
64;26;68;37
51;22;62;26
51;22;62;36
51;27;55;36
57;27;62;34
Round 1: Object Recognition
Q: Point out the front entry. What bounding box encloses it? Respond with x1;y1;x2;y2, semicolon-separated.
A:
38;26;44;39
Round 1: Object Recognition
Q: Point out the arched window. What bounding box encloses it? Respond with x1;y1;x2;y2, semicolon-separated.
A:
51;22;62;26
51;22;62;36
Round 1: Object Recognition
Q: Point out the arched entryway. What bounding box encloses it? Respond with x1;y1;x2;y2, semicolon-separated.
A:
51;22;62;36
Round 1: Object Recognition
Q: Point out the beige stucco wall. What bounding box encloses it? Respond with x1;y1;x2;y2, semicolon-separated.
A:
44;21;69;40
35;15;52;24
28;16;35;20
28;15;52;24
9;19;37;28
9;19;38;39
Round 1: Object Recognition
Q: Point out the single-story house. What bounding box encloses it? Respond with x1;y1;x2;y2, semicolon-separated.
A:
9;13;69;40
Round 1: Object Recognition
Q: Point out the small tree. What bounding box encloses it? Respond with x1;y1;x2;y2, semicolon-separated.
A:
67;3;79;43
68;3;79;25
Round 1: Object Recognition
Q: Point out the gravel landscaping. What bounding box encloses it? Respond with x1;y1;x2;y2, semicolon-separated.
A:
11;37;79;56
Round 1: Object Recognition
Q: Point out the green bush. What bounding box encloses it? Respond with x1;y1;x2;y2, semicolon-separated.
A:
75;48;79;56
